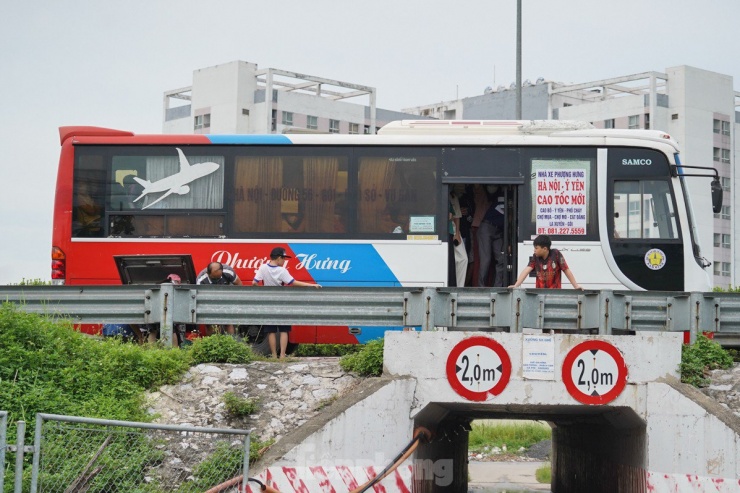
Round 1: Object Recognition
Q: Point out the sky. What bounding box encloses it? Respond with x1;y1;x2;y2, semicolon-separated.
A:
1;0;739;284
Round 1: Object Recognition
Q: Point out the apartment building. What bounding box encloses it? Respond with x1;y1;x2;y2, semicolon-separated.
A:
163;60;423;137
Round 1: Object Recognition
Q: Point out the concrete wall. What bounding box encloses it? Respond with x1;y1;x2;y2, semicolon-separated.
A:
646;379;740;479
266;379;416;468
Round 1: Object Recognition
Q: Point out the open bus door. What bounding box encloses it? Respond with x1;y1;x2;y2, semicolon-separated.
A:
447;183;519;288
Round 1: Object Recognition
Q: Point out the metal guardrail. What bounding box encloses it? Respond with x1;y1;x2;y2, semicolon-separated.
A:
2;285;740;346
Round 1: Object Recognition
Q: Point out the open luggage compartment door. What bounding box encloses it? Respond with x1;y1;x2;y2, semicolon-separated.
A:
113;254;196;285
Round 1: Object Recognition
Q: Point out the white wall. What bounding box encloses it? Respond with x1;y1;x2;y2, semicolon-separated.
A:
192;61;258;134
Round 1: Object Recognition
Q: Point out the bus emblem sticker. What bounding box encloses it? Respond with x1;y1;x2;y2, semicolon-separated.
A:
644;248;666;270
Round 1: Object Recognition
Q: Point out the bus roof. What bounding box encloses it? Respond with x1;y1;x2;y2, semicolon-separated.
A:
59;120;681;152
377;119;595;134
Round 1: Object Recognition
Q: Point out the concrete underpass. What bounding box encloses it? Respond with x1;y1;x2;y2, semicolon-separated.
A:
249;332;740;493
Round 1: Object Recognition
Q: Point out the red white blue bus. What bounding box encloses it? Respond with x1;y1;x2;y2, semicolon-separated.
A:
52;120;721;345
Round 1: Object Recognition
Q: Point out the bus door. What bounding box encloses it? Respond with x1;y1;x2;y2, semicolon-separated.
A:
503;185;517;287
441;147;525;287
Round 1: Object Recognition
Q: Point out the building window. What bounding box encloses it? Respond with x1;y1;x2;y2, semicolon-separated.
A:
307;115;318;130
714;119;731;136
644;113;650;130
282;111;293;126
714;147;731;163
364;125;371;134
715;262;731;277
714;233;721;247
714;205;730;220
329;119;340;133
605;119;615;129
271;110;277;132
722;234;731;248
349;123;359;134
194;114;211;130
628;115;640;129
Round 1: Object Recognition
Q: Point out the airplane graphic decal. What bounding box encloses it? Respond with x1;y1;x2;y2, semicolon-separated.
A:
133;148;220;210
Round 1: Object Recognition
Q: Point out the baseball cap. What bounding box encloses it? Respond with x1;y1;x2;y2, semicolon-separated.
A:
270;247;292;258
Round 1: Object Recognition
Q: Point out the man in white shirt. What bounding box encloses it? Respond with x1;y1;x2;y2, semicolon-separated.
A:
252;247;321;358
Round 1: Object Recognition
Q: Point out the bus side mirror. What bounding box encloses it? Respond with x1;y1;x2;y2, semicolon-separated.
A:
711;178;723;214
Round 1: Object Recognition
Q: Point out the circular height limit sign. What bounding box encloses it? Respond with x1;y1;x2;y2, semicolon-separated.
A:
446;336;512;401
562;340;628;405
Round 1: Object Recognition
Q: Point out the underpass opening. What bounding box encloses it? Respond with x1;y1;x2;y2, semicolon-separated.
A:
411;403;646;493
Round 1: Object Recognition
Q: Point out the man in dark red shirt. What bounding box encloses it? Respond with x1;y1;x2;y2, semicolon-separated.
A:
509;235;582;289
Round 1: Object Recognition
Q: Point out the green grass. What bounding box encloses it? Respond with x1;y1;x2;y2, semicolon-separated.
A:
535;463;552;483
468;420;551;454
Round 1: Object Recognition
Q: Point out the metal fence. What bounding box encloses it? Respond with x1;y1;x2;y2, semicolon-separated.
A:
0;412;250;493
1;411;6;493
1;285;740;345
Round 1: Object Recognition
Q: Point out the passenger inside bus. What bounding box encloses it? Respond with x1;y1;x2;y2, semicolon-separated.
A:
72;181;103;237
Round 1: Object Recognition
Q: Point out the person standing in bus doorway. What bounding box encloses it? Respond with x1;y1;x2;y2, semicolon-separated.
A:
252;247;322;359
196;262;243;335
476;185;507;287
509;235;583;290
449;190;468;287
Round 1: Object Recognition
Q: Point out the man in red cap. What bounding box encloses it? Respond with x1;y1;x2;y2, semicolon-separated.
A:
253;247;321;358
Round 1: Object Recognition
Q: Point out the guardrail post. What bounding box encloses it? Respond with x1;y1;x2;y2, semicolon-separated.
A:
509;288;525;333
146;284;175;347
688;292;704;344
424;288;455;329
599;290;613;335
403;289;425;330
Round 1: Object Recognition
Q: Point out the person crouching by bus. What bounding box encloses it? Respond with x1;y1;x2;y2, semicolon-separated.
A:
509;235;583;290
252;247;322;359
197;262;243;335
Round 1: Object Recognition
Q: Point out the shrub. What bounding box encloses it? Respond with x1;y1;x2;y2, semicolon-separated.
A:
0;304;191;425
293;344;362;357
680;335;734;387
339;338;384;376
189;334;254;364
223;391;258;416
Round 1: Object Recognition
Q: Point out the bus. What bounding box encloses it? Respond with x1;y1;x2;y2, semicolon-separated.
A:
51;120;722;345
